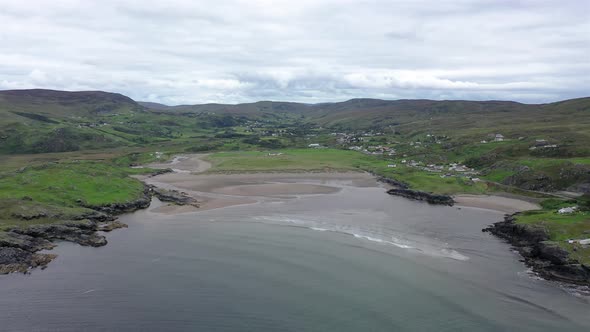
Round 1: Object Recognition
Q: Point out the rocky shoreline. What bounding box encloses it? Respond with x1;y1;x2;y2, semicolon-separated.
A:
483;214;590;286
0;185;198;274
386;188;455;206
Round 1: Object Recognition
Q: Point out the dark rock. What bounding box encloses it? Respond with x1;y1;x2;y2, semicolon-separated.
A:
147;168;174;177
386;188;454;206
98;221;128;232
0;247;33;265
151;187;199;206
483;214;590;286
11;222;107;247
376;176;410;189
0;232;56;252
538;243;570;265
0;247;56;274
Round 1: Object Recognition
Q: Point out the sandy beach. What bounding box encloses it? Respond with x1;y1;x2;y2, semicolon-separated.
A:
139;154;379;213
454;194;540;214
140;154;540;215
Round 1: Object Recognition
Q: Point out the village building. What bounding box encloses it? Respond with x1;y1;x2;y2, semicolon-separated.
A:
558;206;578;214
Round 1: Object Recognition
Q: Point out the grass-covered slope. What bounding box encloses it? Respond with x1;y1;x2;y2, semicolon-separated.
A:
0;89;143;154
0;160;152;231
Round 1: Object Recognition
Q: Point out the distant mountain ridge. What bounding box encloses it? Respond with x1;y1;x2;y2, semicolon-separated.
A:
0;89;141;120
139;95;590;129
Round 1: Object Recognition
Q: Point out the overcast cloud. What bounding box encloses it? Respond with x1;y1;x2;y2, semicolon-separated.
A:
0;0;588;104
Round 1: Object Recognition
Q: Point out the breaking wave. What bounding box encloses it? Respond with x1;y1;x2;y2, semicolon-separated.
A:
253;215;469;261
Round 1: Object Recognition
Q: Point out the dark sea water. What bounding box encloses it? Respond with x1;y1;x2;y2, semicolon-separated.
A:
1;182;589;331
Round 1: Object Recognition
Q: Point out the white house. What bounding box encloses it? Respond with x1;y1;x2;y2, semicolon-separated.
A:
558;206;578;214
308;143;321;148
494;134;504;142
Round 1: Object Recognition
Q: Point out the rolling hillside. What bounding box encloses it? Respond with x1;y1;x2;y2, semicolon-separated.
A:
1;89;589;194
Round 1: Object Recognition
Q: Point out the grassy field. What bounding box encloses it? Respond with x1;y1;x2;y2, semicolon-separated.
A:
0;156;155;231
513;198;590;264
207;149;374;172
0;162;148;207
516;209;590;265
207;148;491;195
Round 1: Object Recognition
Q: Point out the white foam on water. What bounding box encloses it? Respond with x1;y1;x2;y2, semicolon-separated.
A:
353;234;413;249
518;268;544;281
439;248;470;261
252;215;469;261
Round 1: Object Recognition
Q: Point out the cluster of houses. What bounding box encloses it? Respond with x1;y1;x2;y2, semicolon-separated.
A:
399;160;480;180
77;122;109;128
348;145;396;156
332;131;388;145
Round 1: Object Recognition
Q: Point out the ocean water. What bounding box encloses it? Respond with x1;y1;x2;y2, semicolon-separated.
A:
1;183;589;331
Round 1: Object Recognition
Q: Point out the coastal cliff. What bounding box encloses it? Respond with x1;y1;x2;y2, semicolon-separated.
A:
484;214;590;286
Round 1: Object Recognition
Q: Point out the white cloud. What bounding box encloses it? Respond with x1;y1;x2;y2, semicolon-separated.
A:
0;0;588;104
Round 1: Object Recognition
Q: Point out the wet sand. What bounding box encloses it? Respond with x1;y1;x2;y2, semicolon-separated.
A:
141;154;540;215
454;194;540;214
142;171;378;213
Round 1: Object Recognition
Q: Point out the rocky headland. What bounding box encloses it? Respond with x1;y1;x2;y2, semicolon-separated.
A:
0;185;198;274
483;214;590;286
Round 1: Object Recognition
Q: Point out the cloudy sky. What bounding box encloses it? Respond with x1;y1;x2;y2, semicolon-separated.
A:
0;0;588;105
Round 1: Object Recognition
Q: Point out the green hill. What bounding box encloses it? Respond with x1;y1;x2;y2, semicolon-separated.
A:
2;89;589;194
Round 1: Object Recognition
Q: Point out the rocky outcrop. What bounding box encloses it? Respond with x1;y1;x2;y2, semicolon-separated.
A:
376;176;410;189
387;188;454;206
0;183;201;274
483;214;590;286
0;220;120;274
0;231;59;273
0;247;56;274
149;186;199;207
97;220;128;232
12;222;108;247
